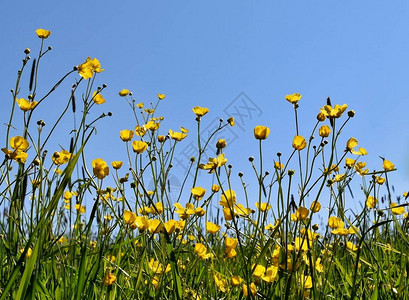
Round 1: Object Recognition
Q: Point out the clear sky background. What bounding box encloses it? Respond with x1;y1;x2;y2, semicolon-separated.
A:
1;1;409;213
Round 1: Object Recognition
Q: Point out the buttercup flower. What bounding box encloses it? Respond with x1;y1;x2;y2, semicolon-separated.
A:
169;129;187;141
92;158;109;179
366;196;378;208
35;28;51;39
77;57;104;80
211;184;220;193
206;221;221;234
216;139;226;149
318;125;331;138
119;89;130;96
132;141;148;154
227;117;235;126
10;136;29;152
292;135;306;150
104;272;116;286
382;159;395;171
254;125;270;140
191;187;206;200
120;129;134;142
52;150;74;165
16;98;38;111
134;125;146;137
111;161;123;170
199;154;227;173
192;106;209;117
391;203;405;215
92;91;106;104
320;104;348;118
158;93;165;100
285;93;302;104
145;121;160;131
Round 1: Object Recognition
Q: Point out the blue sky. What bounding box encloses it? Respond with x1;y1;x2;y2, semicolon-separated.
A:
1;1;409;213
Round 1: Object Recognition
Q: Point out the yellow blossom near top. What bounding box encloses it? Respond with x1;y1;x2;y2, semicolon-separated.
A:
132;140;148;154
292;135;306;150
296;207;309;221
199;153;227;173
345;158;355;168
285;93;302;104
191;186;206;200
262;265;279;283
317;112;326;122
52;150;74;165
10;136;29;152
274;161;284;170
318;125;331;138
206;221;221;234
137;102;144;108
310;201;321;213
77;57;104;80
134;125;146;137
148;258;171;274
255;202;271;212
194;243;213;259
219;190;237;208
366;196;378;208
169;129;187;141
227;117;235;126
158;93;165;100
35;28;51;39
16;98;38;111
192;106;209;117
375;176;385;185
211;184;220;193
174;203;196;220
328;216;343;229
383;159;395;171
148;219;163;234
120;129;134;142
75;204;86;214
254;125;270;140
119;89;130;96
145;120;160;131
391;203;405;215
216;139;226;149
111;161;123;170
252;264;266;279
92;91;106;104
346;138;368;155
92;158;109;179
320;103;348;118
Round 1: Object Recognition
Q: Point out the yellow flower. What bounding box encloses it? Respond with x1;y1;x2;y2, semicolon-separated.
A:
35;28;51;39
227;117;235;126
317;112;326;122
92;158;109;179
111;161;123;170
92;91;106;104
345;158;355;168
320;104;348;118
216;139;226;149
133;125;146;137
346;241;358;251
318;125;331;138
274;161;284;170
206;221;221;234
103;272;116;286
255;202;271;212
383;159;395;171
148;219;163;234
20;247;33;259
219;190;237;208
191;187;206;200
242;283;257;297
16;98;38;111
199;154;227;173
195;243;213;259
231;276;244;287
174;203;196;220
158;93;165;100
77;57;104;80
252;264;266;279
137;102;144;108
254;125;270;140
145;120;160;131
299;275;313;289
211;184;220;193
10;136;29;151
292;135;306;150
119;89;130;96
366;196;377;208
192;106;209;117
148;258;171;274
214;273;229;293
296;207;309;221
328;216;343;229
375;176;385;185
169;129;187;141
75;204;86;214
52;150;74;165
391;203;405;215
120;129;134;142
285;93;302;104
310;201;321;213
132;141;148;154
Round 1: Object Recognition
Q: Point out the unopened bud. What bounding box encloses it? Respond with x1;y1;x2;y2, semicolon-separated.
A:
24;48;31;54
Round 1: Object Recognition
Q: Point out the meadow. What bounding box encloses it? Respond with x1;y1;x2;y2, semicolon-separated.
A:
0;29;408;300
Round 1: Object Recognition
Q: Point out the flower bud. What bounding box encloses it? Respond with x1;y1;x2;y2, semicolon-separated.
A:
347;110;355;117
24;48;31;54
317;112;326;122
